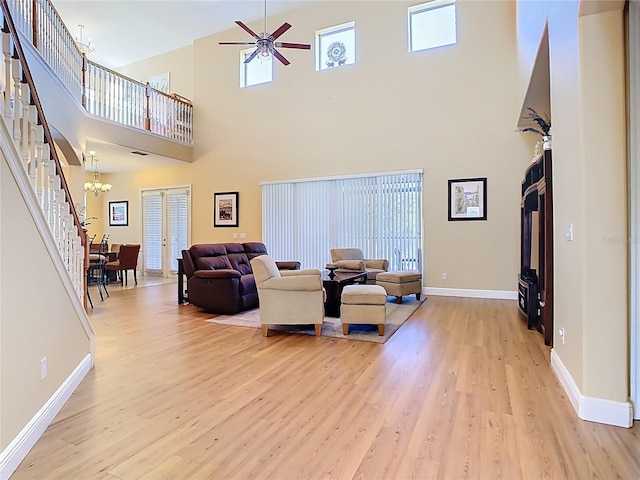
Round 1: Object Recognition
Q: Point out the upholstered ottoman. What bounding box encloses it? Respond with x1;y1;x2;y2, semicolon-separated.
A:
340;284;387;335
376;271;422;304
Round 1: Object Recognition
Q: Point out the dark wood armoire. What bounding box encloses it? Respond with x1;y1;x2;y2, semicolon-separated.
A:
518;148;554;346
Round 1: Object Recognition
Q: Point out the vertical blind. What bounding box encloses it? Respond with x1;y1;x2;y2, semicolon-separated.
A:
142;187;190;274
263;171;423;271
166;189;189;271
142;190;163;273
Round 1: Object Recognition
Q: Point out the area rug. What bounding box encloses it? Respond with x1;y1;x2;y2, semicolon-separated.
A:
205;296;425;344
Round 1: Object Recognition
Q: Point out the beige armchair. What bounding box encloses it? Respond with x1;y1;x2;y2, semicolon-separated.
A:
328;248;389;284
250;255;325;337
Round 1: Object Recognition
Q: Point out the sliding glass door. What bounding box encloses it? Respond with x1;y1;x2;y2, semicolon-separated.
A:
262;170;423;272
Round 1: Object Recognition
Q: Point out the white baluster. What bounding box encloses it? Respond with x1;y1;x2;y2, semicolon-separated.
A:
45;157;54;228
2;29;11;120
11;55;21;146
20;82;30;163
55;183;63;245
27;104;37;181
34;122;44;202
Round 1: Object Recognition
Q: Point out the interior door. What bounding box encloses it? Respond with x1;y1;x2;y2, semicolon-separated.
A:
142;187;191;277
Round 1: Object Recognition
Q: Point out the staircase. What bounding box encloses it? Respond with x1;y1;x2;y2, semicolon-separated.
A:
7;0;193;167
0;1;193;476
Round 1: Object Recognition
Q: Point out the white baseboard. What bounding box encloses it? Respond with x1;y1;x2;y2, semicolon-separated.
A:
0;354;93;480
550;349;633;428
423;287;517;300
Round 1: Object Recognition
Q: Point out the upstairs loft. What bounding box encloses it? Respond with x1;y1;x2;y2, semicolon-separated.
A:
5;0;193;167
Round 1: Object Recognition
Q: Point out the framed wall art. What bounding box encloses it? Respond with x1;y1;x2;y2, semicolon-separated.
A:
448;177;487;221
214;192;239;227
108;200;129;226
149;72;170;93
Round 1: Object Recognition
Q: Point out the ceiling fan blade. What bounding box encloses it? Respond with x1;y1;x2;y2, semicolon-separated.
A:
270;22;292;40
272;48;290;66
235;20;260;40
244;49;260;64
275;42;311;50
219;41;257;45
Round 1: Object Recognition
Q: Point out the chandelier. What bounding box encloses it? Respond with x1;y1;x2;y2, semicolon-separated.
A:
84;151;111;196
75;25;95;56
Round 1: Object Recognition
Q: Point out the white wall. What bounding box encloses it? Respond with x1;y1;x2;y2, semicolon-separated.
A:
0;152;92;450
517;0;629;417
107;0;532;293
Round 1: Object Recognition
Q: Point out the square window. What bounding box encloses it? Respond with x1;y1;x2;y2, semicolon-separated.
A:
240;48;272;88
409;0;457;53
316;22;355;71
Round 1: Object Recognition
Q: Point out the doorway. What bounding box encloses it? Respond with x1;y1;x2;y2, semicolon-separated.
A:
141;186;191;277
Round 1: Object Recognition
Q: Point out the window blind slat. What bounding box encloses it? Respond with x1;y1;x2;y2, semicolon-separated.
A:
263;172;423;272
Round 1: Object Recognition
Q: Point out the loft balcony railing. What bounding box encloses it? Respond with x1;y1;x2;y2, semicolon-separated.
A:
7;0;193;144
0;0;86;302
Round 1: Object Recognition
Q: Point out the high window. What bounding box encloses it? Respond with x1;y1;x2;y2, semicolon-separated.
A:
240;48;272;88
316;22;356;71
409;0;457;53
262;171;423;272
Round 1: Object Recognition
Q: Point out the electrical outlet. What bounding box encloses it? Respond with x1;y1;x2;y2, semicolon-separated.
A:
240;233;247;239
41;357;47;381
442;273;448;280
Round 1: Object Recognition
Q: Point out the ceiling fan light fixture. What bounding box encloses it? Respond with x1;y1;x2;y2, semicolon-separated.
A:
218;0;310;66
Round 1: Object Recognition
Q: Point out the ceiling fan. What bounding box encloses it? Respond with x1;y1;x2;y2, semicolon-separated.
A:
218;0;311;66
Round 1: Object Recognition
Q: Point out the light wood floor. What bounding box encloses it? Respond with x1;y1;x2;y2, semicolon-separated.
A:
12;284;640;479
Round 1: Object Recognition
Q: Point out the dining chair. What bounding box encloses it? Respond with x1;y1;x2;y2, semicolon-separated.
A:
88;235;110;301
105;244;141;285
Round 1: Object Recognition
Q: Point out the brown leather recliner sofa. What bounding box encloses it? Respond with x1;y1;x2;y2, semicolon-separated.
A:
181;242;300;314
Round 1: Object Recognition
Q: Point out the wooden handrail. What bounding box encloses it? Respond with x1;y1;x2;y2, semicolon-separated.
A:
86;58;146;88
9;0;193;143
1;0;84;243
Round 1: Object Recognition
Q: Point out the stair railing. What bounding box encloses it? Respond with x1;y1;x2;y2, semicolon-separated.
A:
0;0;86;300
7;0;193;144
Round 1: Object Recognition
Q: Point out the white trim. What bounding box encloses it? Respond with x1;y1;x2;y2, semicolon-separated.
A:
551;350;633;428
260;169;424;186
0;354;93;480
629;0;640;421
0;117;95;356
423;287;517;300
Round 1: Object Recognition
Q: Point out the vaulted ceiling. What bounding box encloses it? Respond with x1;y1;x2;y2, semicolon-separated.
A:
52;0;319;68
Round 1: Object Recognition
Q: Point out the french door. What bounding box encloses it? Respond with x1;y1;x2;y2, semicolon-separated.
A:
141;186;191;277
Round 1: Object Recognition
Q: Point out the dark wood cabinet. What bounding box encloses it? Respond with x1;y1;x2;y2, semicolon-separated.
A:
519;149;553;346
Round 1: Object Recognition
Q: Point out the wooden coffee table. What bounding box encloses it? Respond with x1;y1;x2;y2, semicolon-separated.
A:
322;271;368;317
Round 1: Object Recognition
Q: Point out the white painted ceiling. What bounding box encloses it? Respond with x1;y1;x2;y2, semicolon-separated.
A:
51;0;320;173
52;0;319;69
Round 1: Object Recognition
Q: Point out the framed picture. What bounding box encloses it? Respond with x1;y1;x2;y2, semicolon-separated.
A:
448;177;487;221
214;192;239;227
108;201;129;226
149;72;170;93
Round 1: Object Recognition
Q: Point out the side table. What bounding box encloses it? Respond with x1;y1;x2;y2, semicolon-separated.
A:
177;258;189;304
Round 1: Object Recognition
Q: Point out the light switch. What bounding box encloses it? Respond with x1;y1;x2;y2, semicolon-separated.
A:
566;224;574;241
233;233;238;239
240;233;247;239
